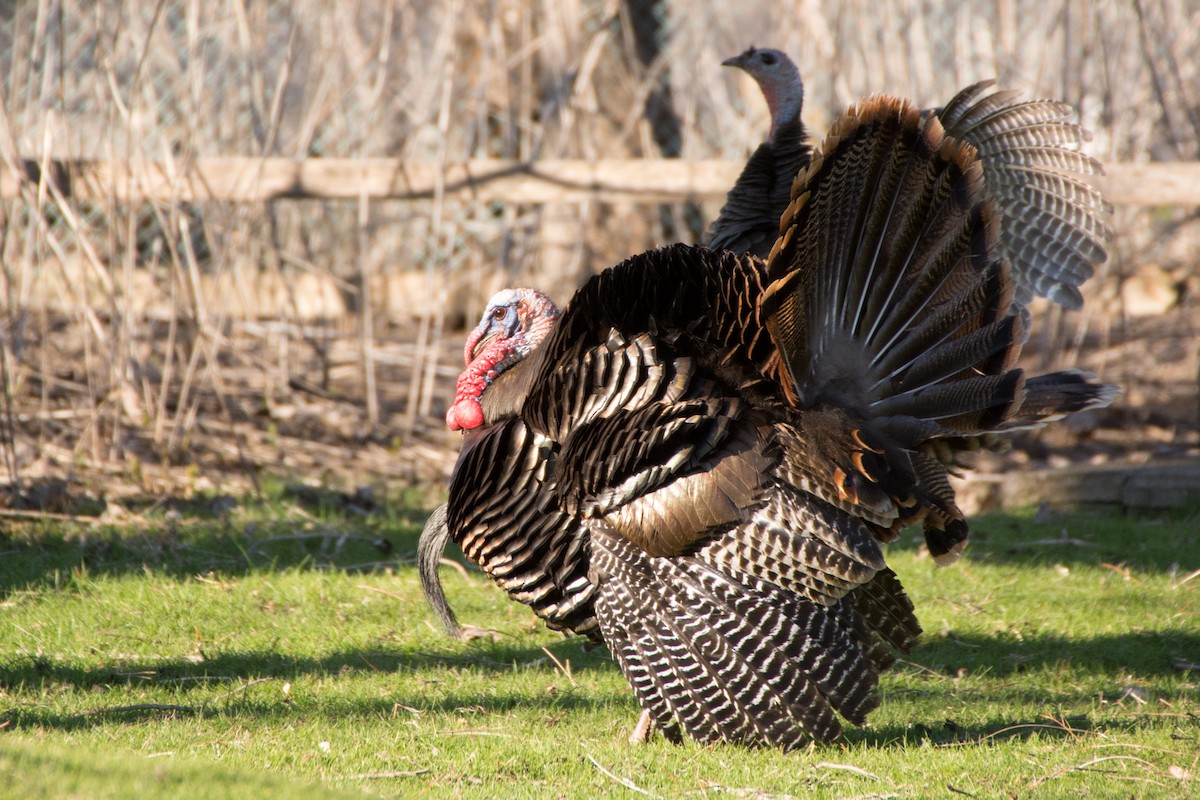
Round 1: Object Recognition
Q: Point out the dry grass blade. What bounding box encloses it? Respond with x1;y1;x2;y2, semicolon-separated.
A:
213;678;273;700
338;770;430;780
815;762;883;781
585;753;655;797
0;336;20;491
540;646;577;688
77;704;199;718
1172;567;1200;589
0;508;102;524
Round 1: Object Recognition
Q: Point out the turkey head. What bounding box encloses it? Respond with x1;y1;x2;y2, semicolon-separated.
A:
446;288;558;431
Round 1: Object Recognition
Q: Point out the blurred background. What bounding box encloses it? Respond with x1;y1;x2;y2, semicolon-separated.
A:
1;0;1197;510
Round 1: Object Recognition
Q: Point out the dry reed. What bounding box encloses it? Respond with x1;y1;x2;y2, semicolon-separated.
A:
0;0;1196;502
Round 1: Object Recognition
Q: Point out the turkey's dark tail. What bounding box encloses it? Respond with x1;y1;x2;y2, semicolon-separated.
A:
761;95;1020;431
592;527;893;749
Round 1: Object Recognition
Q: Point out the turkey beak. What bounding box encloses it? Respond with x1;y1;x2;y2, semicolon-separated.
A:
470;330;500;363
722;55;745;69
462;327;484;366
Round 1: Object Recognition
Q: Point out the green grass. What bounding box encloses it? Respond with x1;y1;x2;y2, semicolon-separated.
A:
2;485;1198;798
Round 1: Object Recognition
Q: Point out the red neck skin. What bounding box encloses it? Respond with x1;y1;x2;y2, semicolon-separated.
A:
446;334;508;431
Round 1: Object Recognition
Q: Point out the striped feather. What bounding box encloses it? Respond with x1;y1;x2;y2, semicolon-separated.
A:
934;81;1112;311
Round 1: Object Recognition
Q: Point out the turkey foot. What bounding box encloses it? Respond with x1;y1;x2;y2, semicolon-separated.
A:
629;709;655;744
456;625;501;643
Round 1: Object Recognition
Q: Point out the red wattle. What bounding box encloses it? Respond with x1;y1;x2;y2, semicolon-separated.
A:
446;398;484;431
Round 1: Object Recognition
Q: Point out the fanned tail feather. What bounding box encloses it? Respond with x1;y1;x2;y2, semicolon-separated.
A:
757;94;1115;564
1006;370;1121;427
935;81;1112;310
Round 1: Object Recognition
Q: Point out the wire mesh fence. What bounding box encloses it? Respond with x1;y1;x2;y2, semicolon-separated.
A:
0;0;1197;501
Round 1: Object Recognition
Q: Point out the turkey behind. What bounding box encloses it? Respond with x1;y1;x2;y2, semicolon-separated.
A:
706;47;811;259
419;95;1117;749
709;47;1111;311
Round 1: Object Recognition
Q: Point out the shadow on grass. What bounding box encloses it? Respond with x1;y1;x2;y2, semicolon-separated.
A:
852;713;1134;749
7;506;1197;599
909;629;1198;677
0;637;612;693
885;507;1199;572
0;504;443;595
4;629;1195;736
0;638;620;733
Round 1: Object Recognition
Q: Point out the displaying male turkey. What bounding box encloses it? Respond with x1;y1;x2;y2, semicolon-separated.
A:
420;62;1113;643
710;47;1111;310
418;94;1117;749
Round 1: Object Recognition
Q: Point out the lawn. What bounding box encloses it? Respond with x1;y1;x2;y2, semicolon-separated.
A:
1;483;1197;798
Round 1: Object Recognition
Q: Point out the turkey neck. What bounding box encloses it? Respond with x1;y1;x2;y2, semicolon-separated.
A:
764;80;804;145
478;344;544;425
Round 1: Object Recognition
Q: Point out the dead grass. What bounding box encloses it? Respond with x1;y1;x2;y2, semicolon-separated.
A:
1;1;1199;505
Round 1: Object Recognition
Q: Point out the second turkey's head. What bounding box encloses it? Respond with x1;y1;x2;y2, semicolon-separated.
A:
722;46;804;142
446;288;559;431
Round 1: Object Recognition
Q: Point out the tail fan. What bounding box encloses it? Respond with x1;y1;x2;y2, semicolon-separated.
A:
935;81;1112;310
761;95;1020;437
757;95;1115;563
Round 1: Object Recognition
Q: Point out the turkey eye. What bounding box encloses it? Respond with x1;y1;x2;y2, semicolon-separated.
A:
492;306;507;320
761;53;776;65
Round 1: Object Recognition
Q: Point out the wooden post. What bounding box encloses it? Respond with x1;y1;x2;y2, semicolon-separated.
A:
5;158;1199;206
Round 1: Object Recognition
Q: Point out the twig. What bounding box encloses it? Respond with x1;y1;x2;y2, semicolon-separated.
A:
251;532;379;547
1023;752;1159;793
815;762;882;781
78;703;198;718
1100;563;1142;584
0;508;101;524
1040;712;1083;742
1075;755;1154;771
964;722;1081;745
585;754;655;797
339;770;429;780
1016;536;1099;549
213;677;272;701
893;658;951;680
540;646;577;688
358;584;407;602
1172;567;1200;589
315;561;399;573
439;557;472;580
0;333;19;492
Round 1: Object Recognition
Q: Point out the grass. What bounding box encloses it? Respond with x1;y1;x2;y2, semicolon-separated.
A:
1;484;1198;799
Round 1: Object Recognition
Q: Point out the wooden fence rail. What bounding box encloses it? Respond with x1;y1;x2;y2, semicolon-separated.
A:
4;158;1200;206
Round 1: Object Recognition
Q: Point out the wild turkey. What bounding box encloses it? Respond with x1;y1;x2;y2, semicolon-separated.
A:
710;47;1111;310
418;94;1117;748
